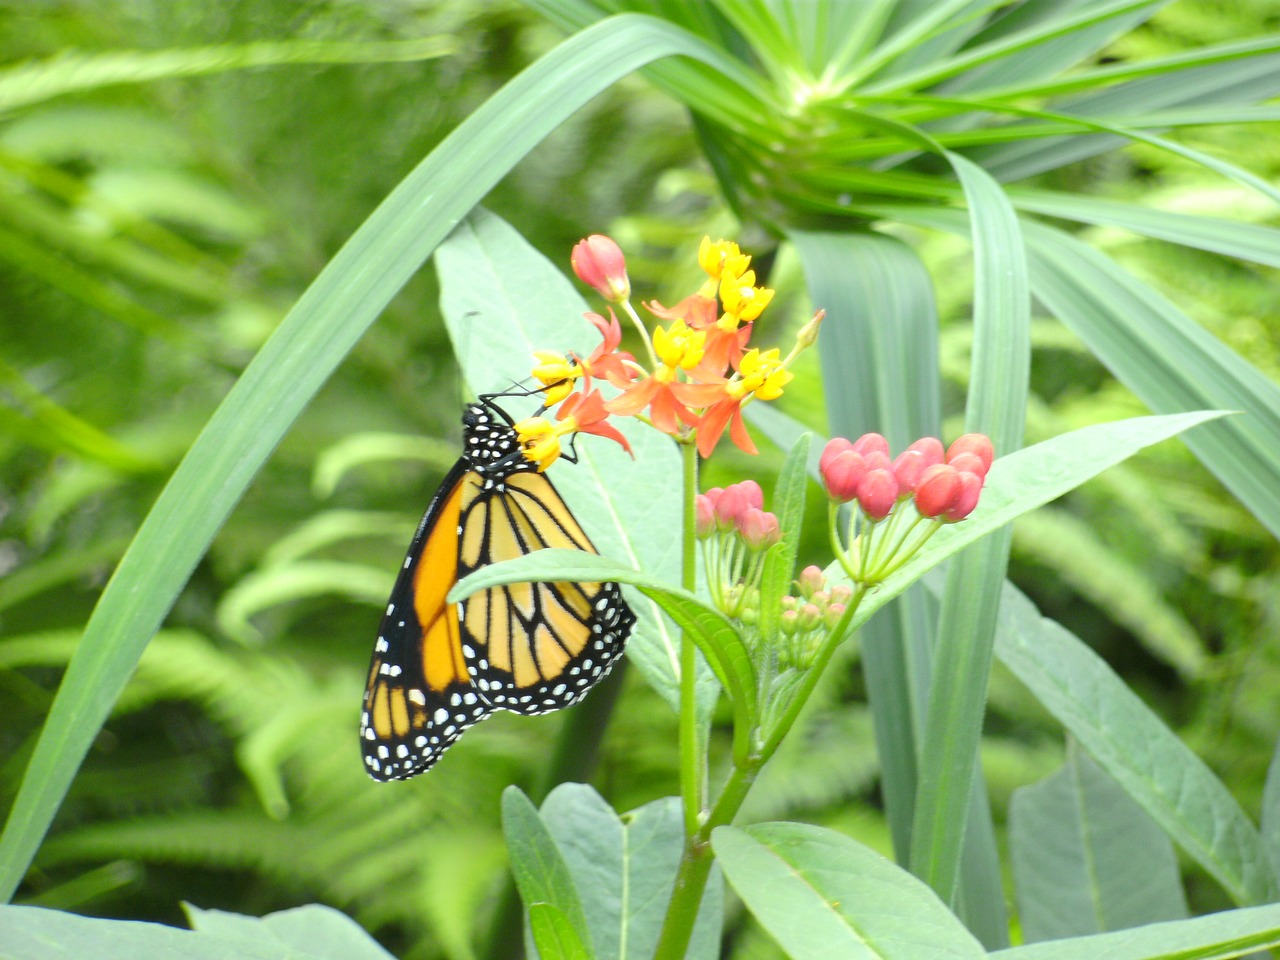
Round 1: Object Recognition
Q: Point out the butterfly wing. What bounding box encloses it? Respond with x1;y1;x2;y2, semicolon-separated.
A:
456;471;634;716
360;460;491;781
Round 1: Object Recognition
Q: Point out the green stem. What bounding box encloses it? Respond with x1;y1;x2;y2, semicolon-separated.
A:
678;439;704;836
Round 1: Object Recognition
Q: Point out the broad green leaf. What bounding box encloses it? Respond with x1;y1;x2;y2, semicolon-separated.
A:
991;903;1280;960
911;152;1027;912
0;13;736;902
1010;745;1187;942
0;37;454;114
539;784;722;960
501;787;594;955
436;208;695;715
993;580;1278;906
713;822;985;959
185;904;396;960
529;904;594;960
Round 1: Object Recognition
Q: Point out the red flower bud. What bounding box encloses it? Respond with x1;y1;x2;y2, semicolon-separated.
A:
908;437;945;467
822;450;866;503
914;463;961;518
947;433;994;473
740;508;781;550
856;468;899;521
892;449;927;496
947;451;988;479
852;432;890;458
862;450;893;473
571;234;631;303
715;481;762;532
943;470;984;521
820;437;855;475
695;494;716;538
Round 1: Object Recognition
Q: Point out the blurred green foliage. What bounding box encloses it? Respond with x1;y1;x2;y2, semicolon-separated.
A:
0;0;1277;957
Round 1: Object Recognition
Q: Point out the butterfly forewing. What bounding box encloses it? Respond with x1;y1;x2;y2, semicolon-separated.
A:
360;398;636;780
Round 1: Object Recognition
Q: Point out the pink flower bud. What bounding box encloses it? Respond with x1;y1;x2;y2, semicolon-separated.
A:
947;451;988;479
856;468;899;521
892;450;927;496
819;437;856;475
824;602;846;629
798;602;823;630
908;437;945;467
780;595;797;611
914;463;960;518
822;450;866;502
943;470;984;521
714;483;751;531
852;432;890;458
780;608;800;635
571;235;631;303
740;508;781;551
829;585;853;605
862;450;893;473
947;433;994;473
796;565;826;598
695;494;716;538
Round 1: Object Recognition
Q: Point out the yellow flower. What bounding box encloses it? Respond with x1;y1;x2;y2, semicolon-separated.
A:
531;350;581;405
719;269;775;322
698;237;751;281
516;416;567;471
728;348;793;401
652;318;706;372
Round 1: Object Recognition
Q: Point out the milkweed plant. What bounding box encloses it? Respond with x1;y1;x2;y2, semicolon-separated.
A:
447;233;1249;960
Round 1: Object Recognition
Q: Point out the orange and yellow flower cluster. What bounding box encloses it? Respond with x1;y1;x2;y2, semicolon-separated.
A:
515;235;821;469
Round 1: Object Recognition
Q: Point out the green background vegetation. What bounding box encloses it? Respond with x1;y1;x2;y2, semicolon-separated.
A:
1;1;1278;958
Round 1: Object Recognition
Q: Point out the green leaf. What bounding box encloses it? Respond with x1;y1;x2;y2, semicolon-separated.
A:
0;13;736;902
993;580;1278;906
185;904;396;960
1010;744;1188;942
910;152;1028;909
449;552;757;738
990;903;1280;960
311;432;457;499
0;37;455;114
757;434;811;646
436;208;695;715
539;784;723;960
1261;736;1280;886
215;560;391;645
501;786;593;956
529;904;594;960
712;822;985;959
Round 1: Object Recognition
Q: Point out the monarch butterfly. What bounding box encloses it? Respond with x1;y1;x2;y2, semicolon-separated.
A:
360;395;636;780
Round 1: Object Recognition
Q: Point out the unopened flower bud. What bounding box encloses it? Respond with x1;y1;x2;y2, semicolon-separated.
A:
716;480;764;531
571;235;630;303
852;433;890;458
892;450;927;496
798;602;823;630
914;463;961;519
740;508;781;551
824;602;846;629
796;565;826;598
781;595;798;611
943;470;985;521
796;309;825;349
780;608;800;636
820;437;856;475
908;437;945;467
695;494;716;538
947;433;994;473
829;585;853;605
823;451;867;503
947;451;988;479
857;468;899;521
862;450;893;473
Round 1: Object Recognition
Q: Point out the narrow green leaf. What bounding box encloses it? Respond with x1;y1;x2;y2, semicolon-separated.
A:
789;227;940;877
529;904;594;960
1261;736;1280;885
0;37;454;114
991;903;1280;960
757;434;811;646
713;822;985;959
911;154;1028;912
450;552;757;734
215;560;391;645
311;432;457;499
501;787;593;954
0;13;736;902
993;581;1278;906
1010;745;1187;942
539;784;723;960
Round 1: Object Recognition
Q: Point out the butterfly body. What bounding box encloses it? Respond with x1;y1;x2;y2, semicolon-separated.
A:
361;399;635;780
